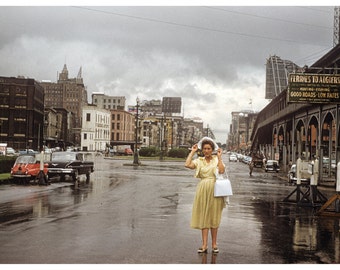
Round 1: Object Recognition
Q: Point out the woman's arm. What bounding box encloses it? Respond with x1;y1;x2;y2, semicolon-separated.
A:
185;144;198;169
217;148;225;174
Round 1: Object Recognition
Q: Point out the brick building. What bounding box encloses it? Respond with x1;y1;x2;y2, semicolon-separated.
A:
0;76;44;150
40;64;88;146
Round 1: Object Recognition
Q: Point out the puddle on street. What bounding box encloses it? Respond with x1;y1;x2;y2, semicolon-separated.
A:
0;158;339;263
249;199;340;263
0;184;89;227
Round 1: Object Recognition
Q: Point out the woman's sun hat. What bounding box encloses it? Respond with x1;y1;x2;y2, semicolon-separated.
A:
197;136;219;150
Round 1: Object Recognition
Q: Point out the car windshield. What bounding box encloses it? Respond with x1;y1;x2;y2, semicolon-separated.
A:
51;152;76;162
15;155;35;164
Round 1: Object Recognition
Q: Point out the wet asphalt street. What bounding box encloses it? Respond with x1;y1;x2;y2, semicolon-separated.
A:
0;154;339;264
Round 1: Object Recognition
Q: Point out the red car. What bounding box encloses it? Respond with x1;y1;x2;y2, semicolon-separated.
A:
11;154;49;185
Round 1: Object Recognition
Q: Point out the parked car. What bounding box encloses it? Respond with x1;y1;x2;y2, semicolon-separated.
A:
43;147;53;154
322;157;337;175
236;153;244;161
331;160;337;174
116;145;133;156
10;154;48;185
18;149;39;155
48;151;94;182
6;147;16;155
229;154;237;162
265;160;280;173
252;154;264;168
287;164;310;184
124;148;133;155
242;156;252;165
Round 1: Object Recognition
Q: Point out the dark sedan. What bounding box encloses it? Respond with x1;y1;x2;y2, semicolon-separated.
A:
48;152;94;181
265;160;280;173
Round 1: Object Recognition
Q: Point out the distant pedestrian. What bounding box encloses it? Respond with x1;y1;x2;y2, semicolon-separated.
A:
249;160;254;176
185;137;226;254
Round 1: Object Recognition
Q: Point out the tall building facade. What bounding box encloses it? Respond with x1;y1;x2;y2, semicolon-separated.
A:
41;64;88;146
81;105;111;151
265;55;300;99
92;92;126;110
138;99;162;116
227;111;258;152
0;76;45;150
44;107;73;149
110;109;135;142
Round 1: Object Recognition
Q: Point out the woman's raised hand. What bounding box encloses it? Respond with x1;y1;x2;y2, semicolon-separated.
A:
191;144;198;152
217;148;223;158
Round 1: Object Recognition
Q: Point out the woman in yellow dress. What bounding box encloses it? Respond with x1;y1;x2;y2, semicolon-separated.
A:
185;137;225;254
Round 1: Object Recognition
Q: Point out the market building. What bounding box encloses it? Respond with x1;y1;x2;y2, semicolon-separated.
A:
251;44;340;186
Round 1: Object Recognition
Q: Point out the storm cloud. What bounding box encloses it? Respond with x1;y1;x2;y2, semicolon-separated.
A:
0;5;334;142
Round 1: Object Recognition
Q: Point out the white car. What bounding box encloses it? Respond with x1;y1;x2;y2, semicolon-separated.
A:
6;147;16;155
229;154;238;162
288;164;310;184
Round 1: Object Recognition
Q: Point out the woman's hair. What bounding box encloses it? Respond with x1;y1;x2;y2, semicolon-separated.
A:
201;139;215;151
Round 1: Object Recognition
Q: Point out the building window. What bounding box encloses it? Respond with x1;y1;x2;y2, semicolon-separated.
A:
86;113;91;121
15;87;27;96
84;133;87;140
0;97;9;107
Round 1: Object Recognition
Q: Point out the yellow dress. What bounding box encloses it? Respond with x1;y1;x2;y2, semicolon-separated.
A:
191;156;225;229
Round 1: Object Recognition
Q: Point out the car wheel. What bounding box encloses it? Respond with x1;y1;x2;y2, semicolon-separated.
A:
45;174;49;184
288;173;293;183
72;170;79;182
86;172;90;182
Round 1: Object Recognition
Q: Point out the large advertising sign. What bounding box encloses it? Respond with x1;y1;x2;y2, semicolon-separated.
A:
287;73;340;103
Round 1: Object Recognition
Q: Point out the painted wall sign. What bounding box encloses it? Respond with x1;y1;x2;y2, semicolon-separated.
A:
287;73;340;103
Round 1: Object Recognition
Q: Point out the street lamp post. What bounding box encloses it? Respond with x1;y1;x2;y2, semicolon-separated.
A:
0;120;2;142
133;97;140;165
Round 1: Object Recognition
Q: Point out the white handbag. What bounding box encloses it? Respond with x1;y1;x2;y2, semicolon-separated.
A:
214;172;233;197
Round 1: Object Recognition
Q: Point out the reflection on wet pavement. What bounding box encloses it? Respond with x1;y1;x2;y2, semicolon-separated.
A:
249;199;340;263
0;156;339;263
200;253;218;264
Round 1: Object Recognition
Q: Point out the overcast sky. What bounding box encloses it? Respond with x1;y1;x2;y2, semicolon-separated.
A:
0;3;335;143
